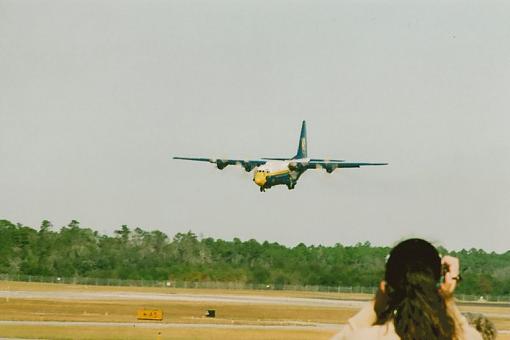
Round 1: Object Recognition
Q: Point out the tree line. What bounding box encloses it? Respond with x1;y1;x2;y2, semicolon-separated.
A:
0;219;508;296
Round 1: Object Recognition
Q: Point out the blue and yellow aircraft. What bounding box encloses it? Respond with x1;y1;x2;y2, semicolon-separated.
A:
174;121;387;192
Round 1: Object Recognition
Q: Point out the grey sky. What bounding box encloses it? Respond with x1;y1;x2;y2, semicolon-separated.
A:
1;0;509;252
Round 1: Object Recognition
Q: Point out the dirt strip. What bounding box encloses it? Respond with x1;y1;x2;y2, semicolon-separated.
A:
0;320;341;331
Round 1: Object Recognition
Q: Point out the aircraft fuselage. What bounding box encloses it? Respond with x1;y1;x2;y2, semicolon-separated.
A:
253;160;306;191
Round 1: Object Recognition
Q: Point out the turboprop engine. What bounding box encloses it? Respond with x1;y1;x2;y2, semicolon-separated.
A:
243;163;254;172
288;161;306;171
216;160;228;170
325;164;337;173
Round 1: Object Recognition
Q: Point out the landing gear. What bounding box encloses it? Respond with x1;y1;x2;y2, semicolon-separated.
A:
260;187;266;192
287;181;296;190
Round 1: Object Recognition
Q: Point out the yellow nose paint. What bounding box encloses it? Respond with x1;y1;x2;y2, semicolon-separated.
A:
254;172;267;186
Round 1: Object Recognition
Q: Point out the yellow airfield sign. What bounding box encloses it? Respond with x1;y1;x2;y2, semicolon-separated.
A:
137;308;163;321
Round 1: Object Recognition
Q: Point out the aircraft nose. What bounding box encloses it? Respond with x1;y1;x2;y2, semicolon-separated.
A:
253;172;267;186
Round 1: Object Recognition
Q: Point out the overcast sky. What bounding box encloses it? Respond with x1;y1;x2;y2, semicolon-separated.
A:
1;0;509;252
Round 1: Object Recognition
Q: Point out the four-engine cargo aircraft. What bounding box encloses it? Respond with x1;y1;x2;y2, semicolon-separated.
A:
174;121;387;192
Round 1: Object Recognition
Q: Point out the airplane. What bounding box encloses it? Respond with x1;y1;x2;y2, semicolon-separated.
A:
174;121;387;192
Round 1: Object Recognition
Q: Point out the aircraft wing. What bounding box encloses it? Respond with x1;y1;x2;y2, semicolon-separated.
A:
173;157;266;172
307;160;387;172
262;158;346;162
287;159;387;173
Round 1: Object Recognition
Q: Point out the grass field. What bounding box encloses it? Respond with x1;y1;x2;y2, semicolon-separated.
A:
0;280;508;339
0;298;354;324
0;325;335;340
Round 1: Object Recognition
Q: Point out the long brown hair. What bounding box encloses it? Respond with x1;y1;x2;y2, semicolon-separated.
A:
375;239;456;340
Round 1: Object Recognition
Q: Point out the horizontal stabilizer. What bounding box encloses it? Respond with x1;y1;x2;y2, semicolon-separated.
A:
261;157;290;161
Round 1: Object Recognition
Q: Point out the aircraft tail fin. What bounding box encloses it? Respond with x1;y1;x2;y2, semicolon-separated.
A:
294;120;307;159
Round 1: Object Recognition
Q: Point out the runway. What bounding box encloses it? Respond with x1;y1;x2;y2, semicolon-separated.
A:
0;290;365;309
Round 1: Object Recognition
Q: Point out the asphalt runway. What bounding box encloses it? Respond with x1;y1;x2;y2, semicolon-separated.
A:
0;290;365;309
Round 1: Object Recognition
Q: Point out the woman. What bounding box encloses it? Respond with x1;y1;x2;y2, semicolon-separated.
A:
333;238;482;340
